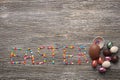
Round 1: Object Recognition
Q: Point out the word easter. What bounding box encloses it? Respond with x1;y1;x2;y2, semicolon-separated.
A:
10;45;89;65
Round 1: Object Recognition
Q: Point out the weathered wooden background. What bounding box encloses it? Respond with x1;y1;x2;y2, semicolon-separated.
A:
0;0;120;80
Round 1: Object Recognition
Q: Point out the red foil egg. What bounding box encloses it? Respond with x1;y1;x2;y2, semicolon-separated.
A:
98;57;104;65
89;44;100;60
92;60;98;68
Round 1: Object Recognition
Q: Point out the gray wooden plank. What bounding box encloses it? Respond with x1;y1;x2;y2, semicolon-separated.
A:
0;0;120;80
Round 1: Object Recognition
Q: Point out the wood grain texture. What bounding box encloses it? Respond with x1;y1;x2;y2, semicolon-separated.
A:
0;0;120;80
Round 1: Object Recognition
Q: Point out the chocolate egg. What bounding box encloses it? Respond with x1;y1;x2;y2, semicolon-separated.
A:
102;61;111;68
93;36;105;49
92;60;98;68
105;56;111;61
89;44;100;60
98;57;104;65
110;46;119;53
111;55;119;63
103;49;111;56
107;42;113;49
98;67;106;73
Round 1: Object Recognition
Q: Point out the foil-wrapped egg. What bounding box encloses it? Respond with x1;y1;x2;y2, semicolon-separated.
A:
105;56;111;61
103;49;111;56
107;42;113;49
98;57;104;65
98;67;107;73
91;60;98;68
111;55;119;63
